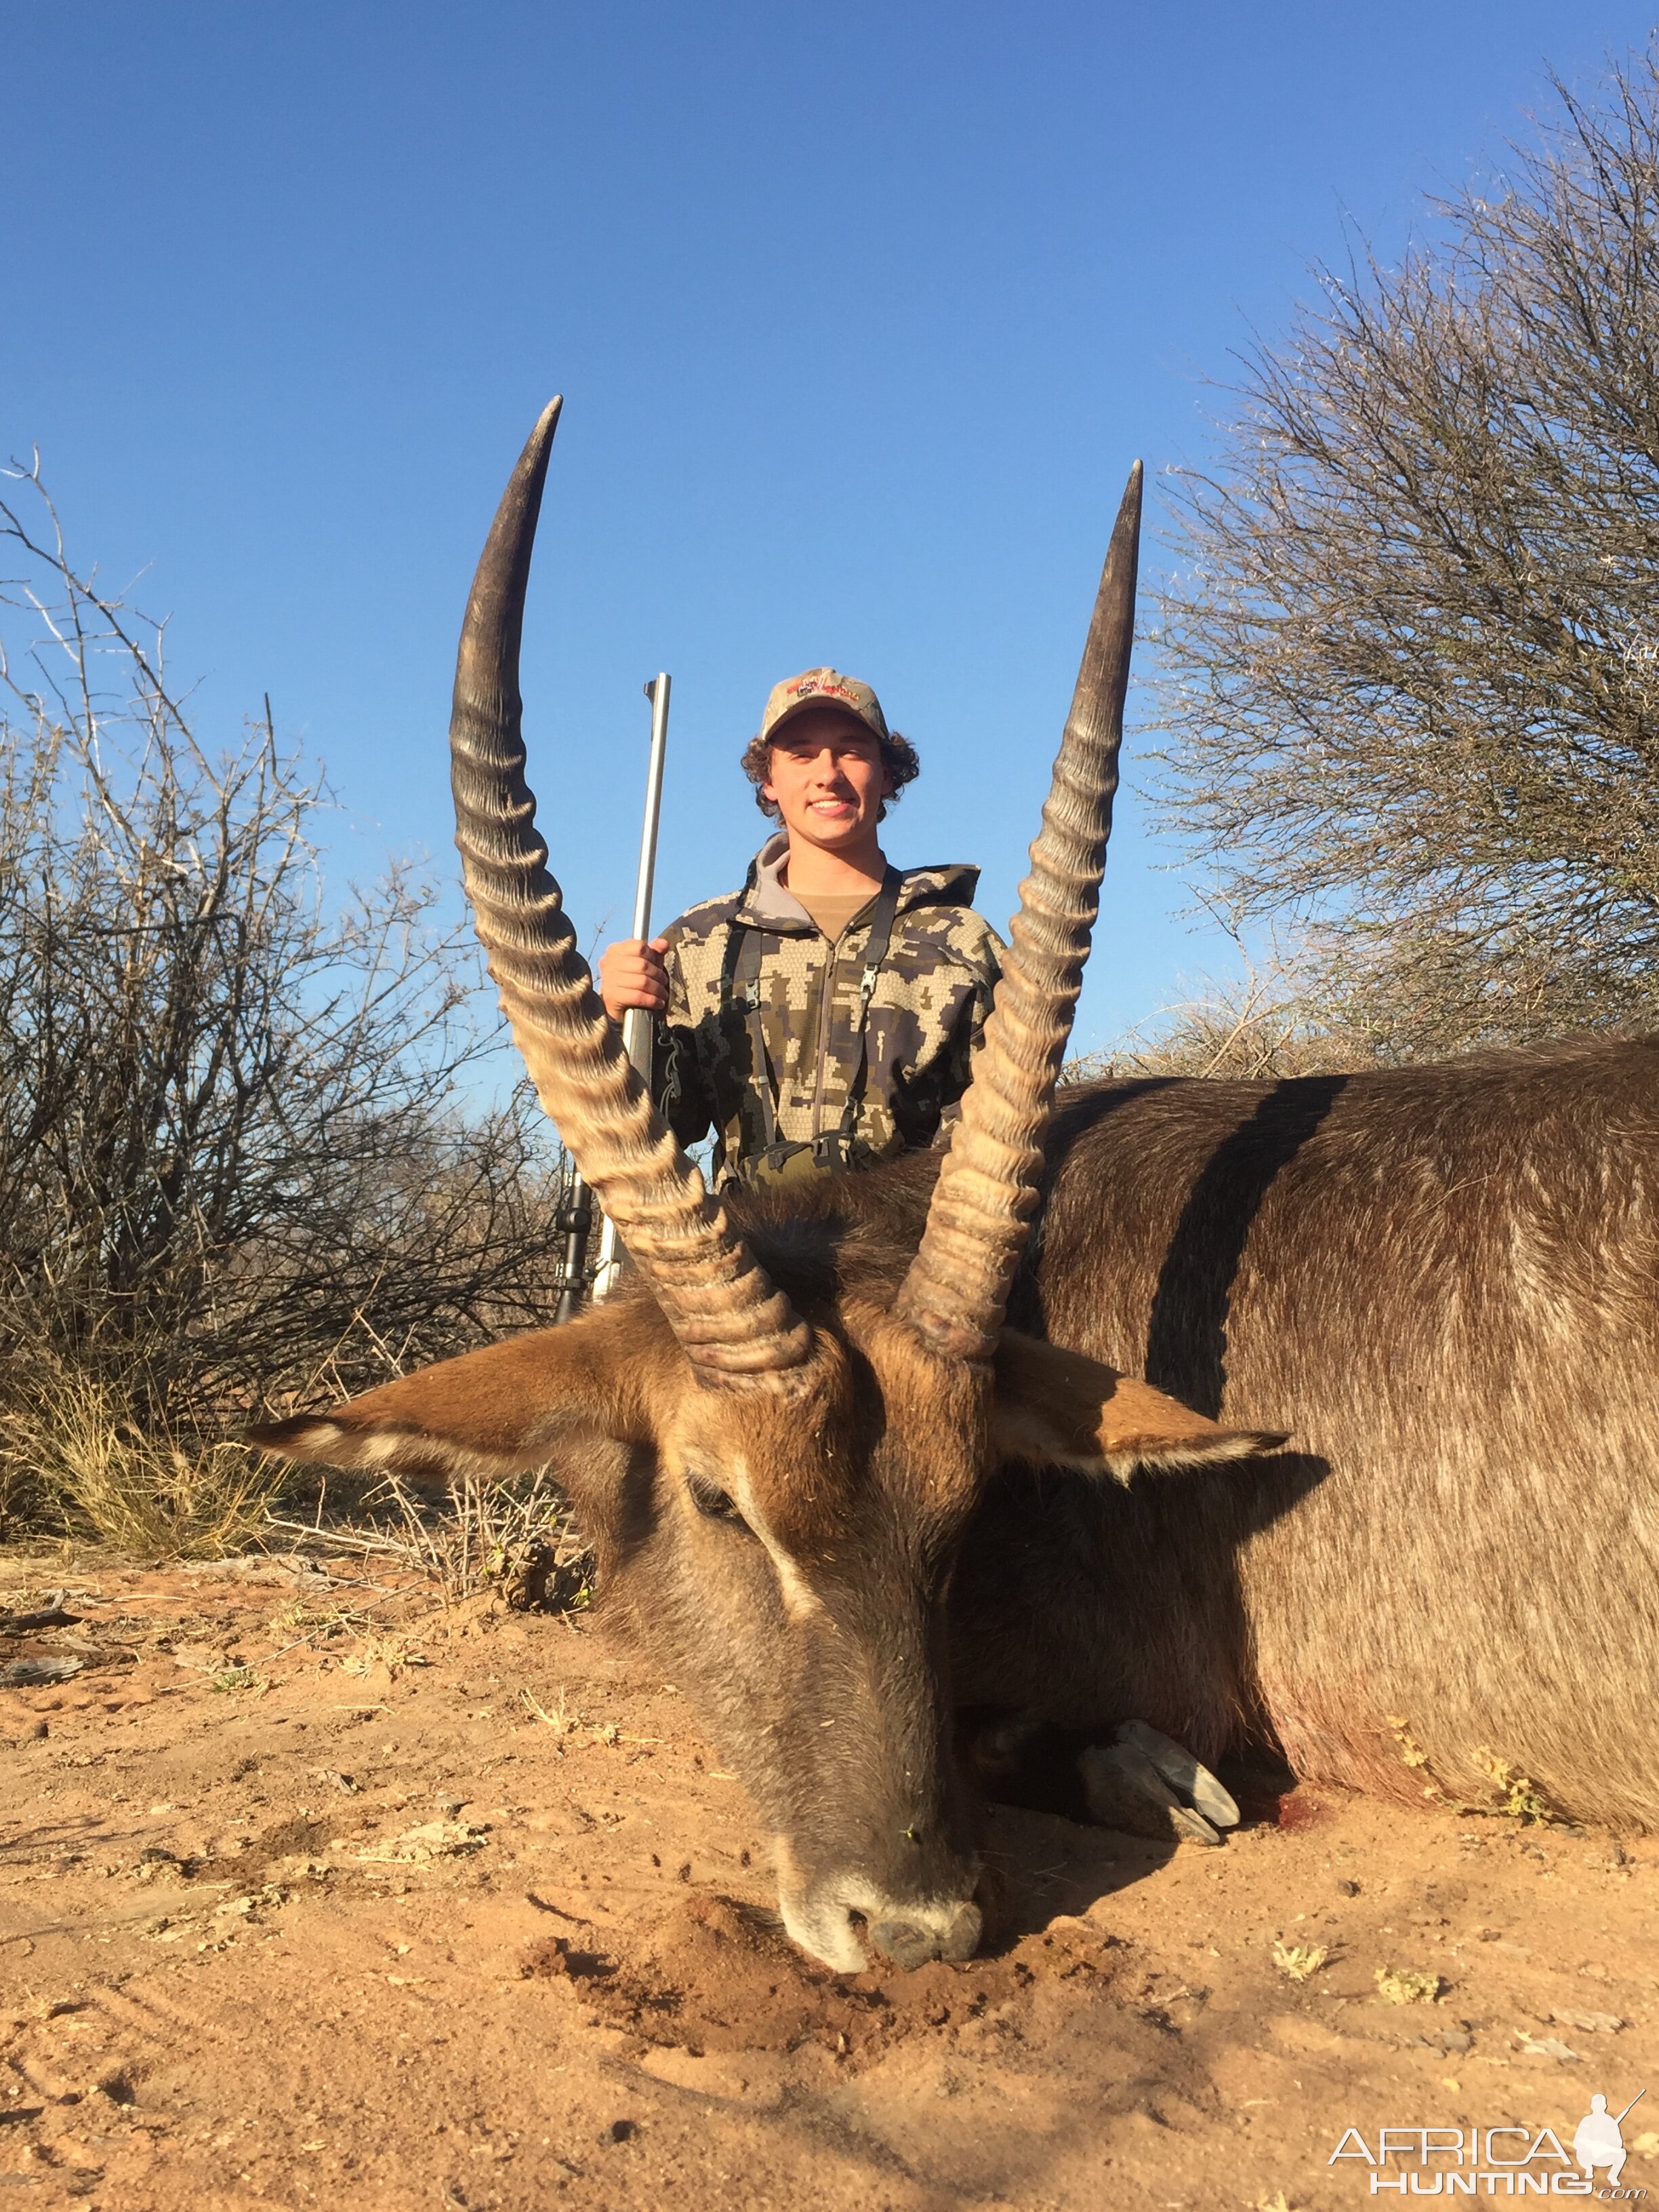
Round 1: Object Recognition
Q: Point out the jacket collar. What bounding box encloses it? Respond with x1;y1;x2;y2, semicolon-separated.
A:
734;832;981;932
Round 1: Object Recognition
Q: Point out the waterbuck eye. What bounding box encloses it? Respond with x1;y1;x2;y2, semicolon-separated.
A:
687;1472;746;1527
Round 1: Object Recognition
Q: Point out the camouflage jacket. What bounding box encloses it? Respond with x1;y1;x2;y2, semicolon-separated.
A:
654;833;1004;1188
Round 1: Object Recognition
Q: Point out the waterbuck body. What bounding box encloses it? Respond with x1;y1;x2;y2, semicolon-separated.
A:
250;401;1656;1980
953;1044;1659;1832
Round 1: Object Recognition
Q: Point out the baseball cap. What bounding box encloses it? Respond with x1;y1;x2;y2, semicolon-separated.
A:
760;668;890;746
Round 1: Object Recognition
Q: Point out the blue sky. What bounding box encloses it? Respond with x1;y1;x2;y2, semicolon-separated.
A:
5;2;1653;1065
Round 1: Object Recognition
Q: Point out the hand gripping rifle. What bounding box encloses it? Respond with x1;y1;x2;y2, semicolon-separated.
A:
553;673;671;1317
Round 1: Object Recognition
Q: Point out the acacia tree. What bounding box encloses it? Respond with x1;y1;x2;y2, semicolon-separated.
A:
0;457;575;1439
1153;49;1659;1054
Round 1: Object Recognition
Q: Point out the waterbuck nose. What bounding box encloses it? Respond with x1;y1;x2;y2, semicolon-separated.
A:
868;1901;982;1971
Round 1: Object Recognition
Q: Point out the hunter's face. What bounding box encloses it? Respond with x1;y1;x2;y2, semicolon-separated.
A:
762;710;893;854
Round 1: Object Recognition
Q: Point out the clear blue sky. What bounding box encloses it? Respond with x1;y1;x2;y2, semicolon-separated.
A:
5;3;1652;1063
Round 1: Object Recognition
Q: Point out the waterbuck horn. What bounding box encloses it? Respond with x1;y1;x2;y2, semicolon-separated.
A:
897;461;1143;1362
449;398;812;1383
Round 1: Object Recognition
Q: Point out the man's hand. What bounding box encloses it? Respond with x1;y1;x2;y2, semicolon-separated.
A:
598;935;670;1023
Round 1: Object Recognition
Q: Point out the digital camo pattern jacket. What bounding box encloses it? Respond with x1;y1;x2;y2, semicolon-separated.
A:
654;832;1005;1188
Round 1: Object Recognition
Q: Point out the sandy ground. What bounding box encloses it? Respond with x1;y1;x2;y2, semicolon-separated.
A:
1;1550;1655;2212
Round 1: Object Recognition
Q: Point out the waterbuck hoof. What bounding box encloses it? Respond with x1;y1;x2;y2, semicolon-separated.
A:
1078;1725;1238;1847
1118;1719;1242;1829
869;1902;982;1971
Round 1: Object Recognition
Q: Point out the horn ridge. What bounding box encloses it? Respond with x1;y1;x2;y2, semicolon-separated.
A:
450;398;813;1385
897;459;1142;1363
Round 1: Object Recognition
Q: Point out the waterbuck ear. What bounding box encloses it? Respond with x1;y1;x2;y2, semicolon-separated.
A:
243;1307;661;1482
991;1332;1286;1481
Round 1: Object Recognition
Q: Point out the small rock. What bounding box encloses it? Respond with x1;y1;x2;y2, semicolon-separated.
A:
1552;2009;1623;2034
1515;2029;1578;2062
602;2119;636;2145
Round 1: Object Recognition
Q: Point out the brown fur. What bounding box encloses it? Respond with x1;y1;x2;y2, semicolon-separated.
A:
249;1034;1659;1966
249;1164;1266;1965
972;1038;1659;1828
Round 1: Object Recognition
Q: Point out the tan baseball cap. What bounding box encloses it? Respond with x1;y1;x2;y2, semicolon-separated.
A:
760;668;890;745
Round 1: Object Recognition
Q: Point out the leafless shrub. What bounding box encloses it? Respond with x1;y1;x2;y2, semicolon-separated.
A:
0;457;580;1543
1151;48;1659;1054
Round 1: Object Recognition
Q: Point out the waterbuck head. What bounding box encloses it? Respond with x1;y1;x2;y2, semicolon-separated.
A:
249;400;1277;1971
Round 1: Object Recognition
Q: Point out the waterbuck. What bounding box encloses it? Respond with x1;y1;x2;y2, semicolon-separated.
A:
252;400;1658;1974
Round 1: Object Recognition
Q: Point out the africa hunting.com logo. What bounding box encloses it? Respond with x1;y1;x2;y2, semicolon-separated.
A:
1326;2087;1647;2195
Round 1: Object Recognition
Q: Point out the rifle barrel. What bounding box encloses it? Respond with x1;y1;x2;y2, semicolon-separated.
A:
593;674;672;1302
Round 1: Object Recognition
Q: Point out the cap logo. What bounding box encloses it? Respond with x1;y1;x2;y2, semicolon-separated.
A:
761;667;889;744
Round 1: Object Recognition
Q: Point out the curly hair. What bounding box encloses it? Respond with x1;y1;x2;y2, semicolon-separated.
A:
739;725;920;822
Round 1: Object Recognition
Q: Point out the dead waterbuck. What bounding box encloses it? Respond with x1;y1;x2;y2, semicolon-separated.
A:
247;398;1280;1970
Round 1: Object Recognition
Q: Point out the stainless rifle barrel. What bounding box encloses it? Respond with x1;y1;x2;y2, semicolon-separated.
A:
592;673;672;1302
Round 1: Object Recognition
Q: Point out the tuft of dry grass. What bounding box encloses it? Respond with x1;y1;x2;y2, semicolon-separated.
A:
519;1685;661;1755
1271;1940;1330;1982
1471;1746;1557;1824
0;1369;283;1558
270;1464;592;1614
1374;1965;1441;2005
1382;1716;1561;1825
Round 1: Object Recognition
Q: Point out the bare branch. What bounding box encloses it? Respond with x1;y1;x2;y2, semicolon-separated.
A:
1150;46;1659;1052
0;463;579;1507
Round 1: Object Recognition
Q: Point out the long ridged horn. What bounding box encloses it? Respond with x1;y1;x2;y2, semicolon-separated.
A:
450;398;811;1382
897;462;1143;1362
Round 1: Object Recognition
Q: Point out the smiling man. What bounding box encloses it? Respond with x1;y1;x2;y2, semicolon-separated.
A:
598;668;1004;1189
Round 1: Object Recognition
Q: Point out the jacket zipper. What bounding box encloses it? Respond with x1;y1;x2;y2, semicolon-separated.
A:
809;924;844;1138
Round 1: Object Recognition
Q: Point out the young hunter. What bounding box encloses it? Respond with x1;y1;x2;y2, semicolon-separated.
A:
597;668;1004;1190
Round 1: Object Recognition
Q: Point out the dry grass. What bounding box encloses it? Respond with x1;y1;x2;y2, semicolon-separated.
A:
1471;1746;1557;1824
0;1370;283;1558
1374;1966;1441;2005
1271;1941;1330;1982
270;1465;592;1614
519;1685;664;1753
0;1357;594;1612
1386;1713;1561;1825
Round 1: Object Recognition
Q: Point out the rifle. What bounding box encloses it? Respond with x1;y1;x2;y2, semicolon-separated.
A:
551;1176;593;1325
557;672;672;1315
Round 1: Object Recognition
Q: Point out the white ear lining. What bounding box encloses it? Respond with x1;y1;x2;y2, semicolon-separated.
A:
995;1414;1282;1484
